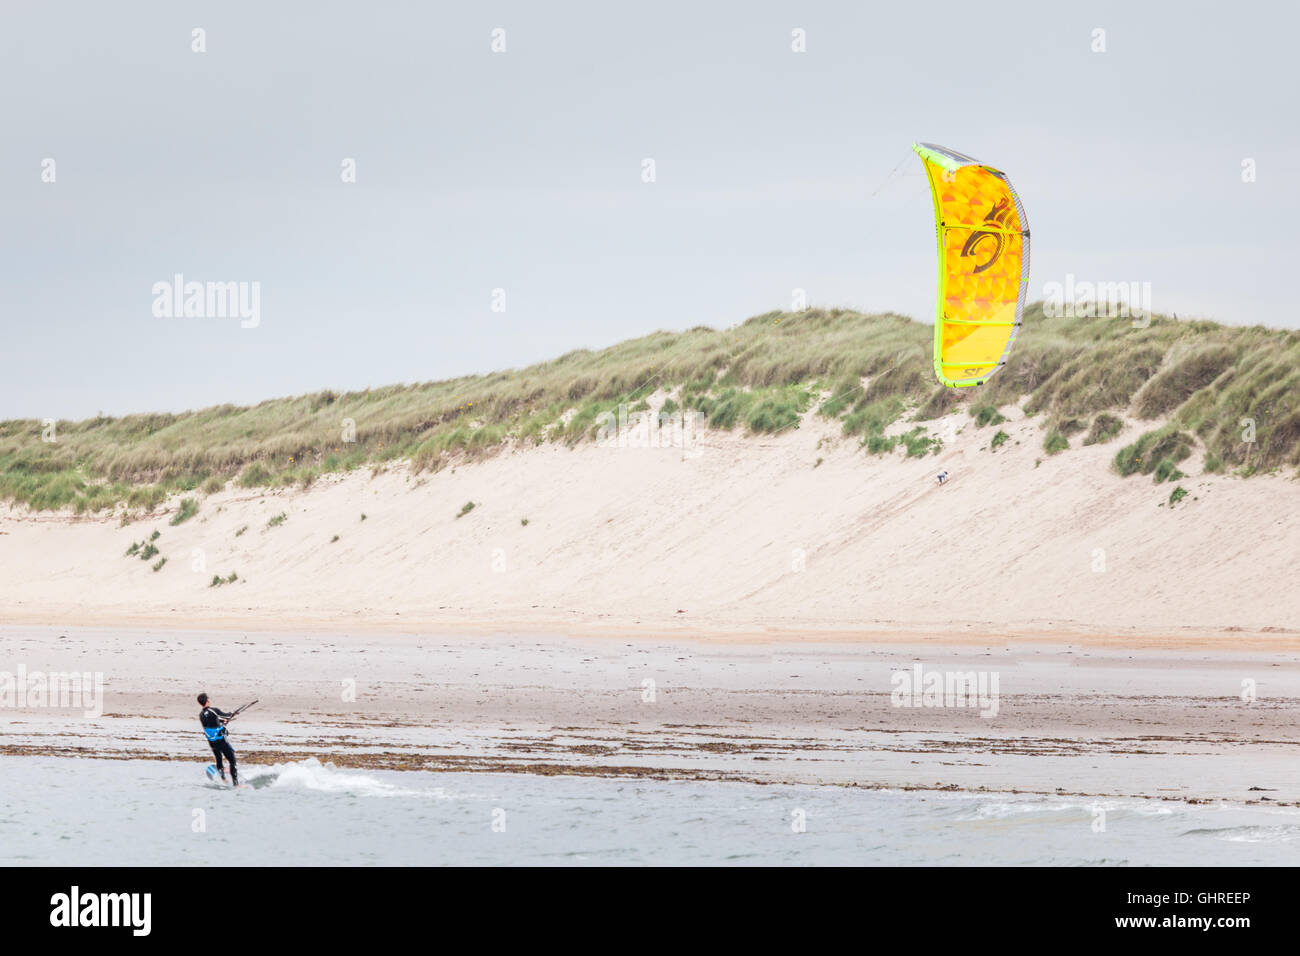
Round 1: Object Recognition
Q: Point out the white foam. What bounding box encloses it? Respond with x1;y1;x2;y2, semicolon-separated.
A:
246;757;448;799
1192;824;1300;844
954;797;1174;821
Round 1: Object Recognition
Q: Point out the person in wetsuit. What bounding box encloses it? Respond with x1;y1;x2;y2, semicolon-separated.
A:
198;692;238;785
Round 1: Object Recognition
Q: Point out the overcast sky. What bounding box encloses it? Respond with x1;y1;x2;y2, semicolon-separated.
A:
2;0;1295;419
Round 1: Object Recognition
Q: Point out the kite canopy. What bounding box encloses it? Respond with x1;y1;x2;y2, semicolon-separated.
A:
913;142;1030;388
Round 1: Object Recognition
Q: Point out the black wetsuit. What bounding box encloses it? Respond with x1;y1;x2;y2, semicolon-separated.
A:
200;705;238;784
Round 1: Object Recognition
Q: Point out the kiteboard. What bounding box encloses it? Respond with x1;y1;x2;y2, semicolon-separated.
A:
203;764;247;788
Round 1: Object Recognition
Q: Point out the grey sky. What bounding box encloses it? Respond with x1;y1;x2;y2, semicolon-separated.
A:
2;0;1295;419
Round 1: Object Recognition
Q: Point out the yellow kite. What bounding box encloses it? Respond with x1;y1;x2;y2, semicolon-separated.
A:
914;143;1030;388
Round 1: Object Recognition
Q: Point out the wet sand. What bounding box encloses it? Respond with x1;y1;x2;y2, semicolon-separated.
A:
3;624;1297;805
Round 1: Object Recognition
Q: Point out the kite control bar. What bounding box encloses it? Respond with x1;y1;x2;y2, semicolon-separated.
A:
224;699;258;724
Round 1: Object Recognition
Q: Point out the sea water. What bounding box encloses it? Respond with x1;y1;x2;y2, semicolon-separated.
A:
1;756;1296;866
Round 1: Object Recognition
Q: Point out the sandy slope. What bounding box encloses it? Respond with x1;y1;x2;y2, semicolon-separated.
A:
1;404;1297;641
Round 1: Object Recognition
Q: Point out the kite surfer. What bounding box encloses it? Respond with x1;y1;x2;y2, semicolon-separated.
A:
198;692;242;786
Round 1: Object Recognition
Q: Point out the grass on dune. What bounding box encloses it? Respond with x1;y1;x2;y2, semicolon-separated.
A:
3;304;1299;513
1113;426;1196;479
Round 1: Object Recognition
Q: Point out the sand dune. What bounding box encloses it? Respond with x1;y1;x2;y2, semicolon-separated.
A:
2;404;1297;643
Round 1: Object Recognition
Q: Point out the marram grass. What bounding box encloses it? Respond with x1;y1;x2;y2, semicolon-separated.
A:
3;304;1298;513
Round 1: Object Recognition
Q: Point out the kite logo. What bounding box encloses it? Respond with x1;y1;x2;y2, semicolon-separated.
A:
960;198;1012;274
